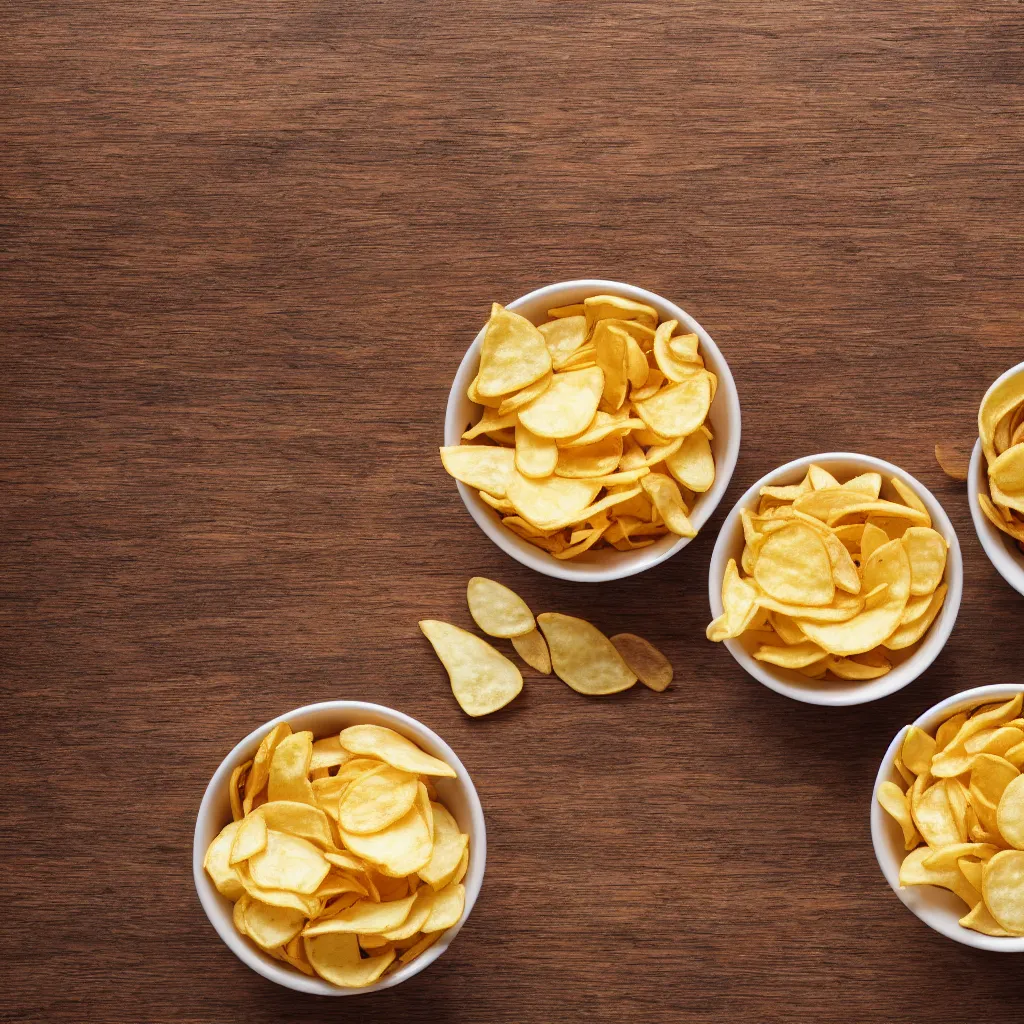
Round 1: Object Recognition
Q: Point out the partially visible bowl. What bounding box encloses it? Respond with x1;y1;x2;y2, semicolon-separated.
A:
193;701;486;995
871;684;1024;951
707;452;963;706
444;278;741;582
968;361;1024;598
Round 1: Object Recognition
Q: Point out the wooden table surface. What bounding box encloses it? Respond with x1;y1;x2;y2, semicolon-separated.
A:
4;1;1024;1020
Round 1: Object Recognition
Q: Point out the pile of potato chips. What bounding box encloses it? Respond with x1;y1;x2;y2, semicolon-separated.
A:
879;693;1024;937
976;368;1024;552
440;295;718;558
420;576;672;715
707;465;949;682
204;723;469;987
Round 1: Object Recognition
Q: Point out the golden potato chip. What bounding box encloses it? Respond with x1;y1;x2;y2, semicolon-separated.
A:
315;872;369;900
249;830;331;894
934;443;970;481
634;375;712;439
338;765;419;836
665;429;715;493
826;653;891;680
883;583;948;650
640;473;695;537
268;732;317;806
303;894;416;937
418;801;469;889
625;334;650;387
243;899;307;951
706;559;759;641
229;810;268;865
899;846;980;908
229;759;251;822
398;930;443;965
304;931;396;987
902;726;936;775
609;633;672;692
511;628;551;674
461;407;518;441
419;619;523;717
983;850;1024;932
442;443;518;500
244;722;291;815
753;522;834;607
753;641;828;670
310;736;351;774
476;304;551;398
537;612;637;695
339;805;434;878
539;315;587;368
499;371;553;417
960;900;1013;936
901;526;946;596
583;294;658;330
593;321;630;409
996;774;1024;850
923;842;1000;871
422;882;465;932
340;725;457;778
827;499;930;528
547;303;585;318
808;464;840;490
555;434;623;478
204;821;245;900
379;886;435;941
514;424;558;479
517;367;605;439
877;781;920;850
466;576;535;638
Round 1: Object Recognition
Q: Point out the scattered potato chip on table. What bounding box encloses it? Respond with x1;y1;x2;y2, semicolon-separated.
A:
205;722;469;988
442;296;719;557
878;694;1024;937
706;464;950;683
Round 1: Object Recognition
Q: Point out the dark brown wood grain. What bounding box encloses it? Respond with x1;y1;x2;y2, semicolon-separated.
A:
3;1;1024;1020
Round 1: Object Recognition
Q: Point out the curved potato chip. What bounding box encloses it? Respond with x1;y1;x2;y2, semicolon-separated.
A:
807;465;839;490
558;409;631;449
827;654;891;680
665;430;715;493
340;725;456;778
517;367;605;439
233;862;321;917
511;628;551;674
539;315;587;367
798;539;910;656
900;591;934;626
653;322;704;383
609;633;673;692
877;781;921;850
583;294;658;329
315;872;369;900
499;371;553;417
934;443;970;481
755;588;864;623
310;736;351;774
630;368;665;402
338;765;419;835
634;374;712;439
304;931;396;987
827;499;930;528
440;445;515;498
422;882;465;933
507;471;602;528
706;559;759;641
476;304;551;398
249;830;331;894
230;811;268;865
379;887;435;941
640;472;695;537
555;434;624;479
902;726;937;775
883;583;947;650
230;759;251;822
770;612;806;646
899;845;981;908
960;900;1014;937
593;322;630;409
841;472;882;498
901;526;946;596
233;894;251;935
996;774;1024;850
979;370;1024;463
419;619;524;717
244;723;292;815
972;753;1020;806
268;732;316;806
466;577;535;638
923;843;999;871
982;850;1024;932
461;407;518;442
243;899;307;951
791;488;868;524
339;806;434;878
513;424;557;479
539;486;642;533
303;894;416;937
625;335;649;387
537;612;637;695
753;522;834;607
753;641;828;670
204;821;245;900
966;727;1024;757
419;802;469;889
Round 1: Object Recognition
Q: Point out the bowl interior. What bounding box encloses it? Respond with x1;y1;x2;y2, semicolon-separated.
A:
871;684;1024;950
968;438;1024;597
193;702;485;995
445;279;740;582
709;453;963;706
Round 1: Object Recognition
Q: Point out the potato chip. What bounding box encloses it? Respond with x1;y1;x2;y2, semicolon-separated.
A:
418;802;469;889
539;315;587;367
877;781;920;850
513;424;558;479
340;725;457;778
996;774;1024;850
249;830;331;894
634;374;712;439
641;473;695;537
609;633;673;691
422;883;466;932
583;294;658;330
933;443;970;481
339;806;434;878
337;765;419;835
466;577;535;638
244;723;291;815
555;434;624;478
476;304;551;397
593;321;630;409
511;628;551;674
900;526;946;596
883;583;948;650
515;367;605;440
229;759;251;822
310;736;351;774
268;732;317;806
653;321;703;382
304;931;396;987
440;445;515;497
753;641;828;670
902;726;937;775
706;559;759;641
982;850;1024;933
419;619;523;717
230;810;268;865
665;429;715;493
204;821;246;900
753;522;834;607
303;894;416;937
537;612;637;695
244;899;307;951
899;846;981;908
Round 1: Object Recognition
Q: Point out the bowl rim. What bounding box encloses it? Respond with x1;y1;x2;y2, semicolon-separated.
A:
870;683;1024;951
707;451;963;706
968;436;1024;598
443;277;741;582
192;700;487;995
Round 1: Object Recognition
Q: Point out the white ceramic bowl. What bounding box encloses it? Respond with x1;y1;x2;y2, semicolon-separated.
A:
872;683;1024;951
193;701;486;995
444;278;741;582
968;361;1024;597
707;452;963;706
